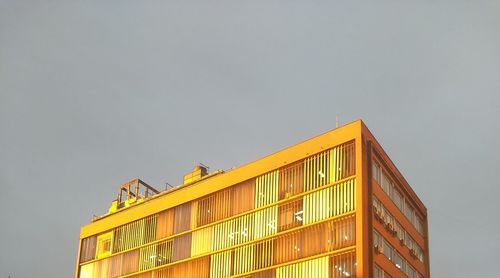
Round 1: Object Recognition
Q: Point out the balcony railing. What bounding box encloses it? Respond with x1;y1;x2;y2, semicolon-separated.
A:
117;179;160;209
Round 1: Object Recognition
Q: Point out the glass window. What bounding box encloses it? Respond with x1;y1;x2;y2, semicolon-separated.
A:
373;197;381;212
381;172;392;197
278;199;303;231
393;189;403;211
340;142;356;178
416;245;424;262
406;235;415;250
383;207;393;226
374;265;382;278
374;264;392;278
404;201;415;224
394;252;404;270
275;231;303;264
255;171;279;207
96;231;113;259
373;230;382;248
231;178;255;215
157;209;175;239
254;240;274;270
331;252;356;278
173;203;192;234
279;161;304;199
415;216;424;234
80;235;97;263
383;240;392;260
395;221;405;241
172;233;192;262
113;215;157;253
372;161;381;184
166;256;210;277
196;189;231;227
304;150;331;191
406;264;416;278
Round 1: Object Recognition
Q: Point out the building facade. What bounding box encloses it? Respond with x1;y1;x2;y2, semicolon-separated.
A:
76;120;430;278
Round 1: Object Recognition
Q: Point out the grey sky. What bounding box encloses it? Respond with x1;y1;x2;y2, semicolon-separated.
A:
1;0;499;277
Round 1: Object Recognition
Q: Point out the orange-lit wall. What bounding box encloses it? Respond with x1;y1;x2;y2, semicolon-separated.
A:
75;120;429;278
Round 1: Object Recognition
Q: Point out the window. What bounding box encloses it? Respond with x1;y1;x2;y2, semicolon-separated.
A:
340;142;356;178
373;158;424;236
373;197;381;212
393;189;403;211
404;201;415;224
372;161;381;184
416;245;424;262
172;233;192;261
406;264;417;278
254;240;274;270
231;178;255;215
395;221;405;241
232;244;256;275
80;236;96;263
374;200;425;263
173;203;192;234
212;213;255;251
254;207;278;239
193;178;256;228
96;231;113;259
196;189;231;227
210;250;232;278
330;252;356;278
278;199;303;231
304;150;332;191
113;215;158;253
156;256;210;277
79;262;94;278
393;252;404;271
121;249;140;275
373;230;382;249
374;229;423;278
157;208;175;239
415;216;424;234
139;240;174;271
374;265;382;278
325;215;356;251
383;207;393;226
275;230;303;264
247;269;276;278
275;216;355;265
279;161;304;199
374;264;392;278
191;227;212;256
304;142;355;192
406;234;415;251
278;256;329;278
303;179;356;224
383;240;393;260
381;172;393;197
255;170;279;208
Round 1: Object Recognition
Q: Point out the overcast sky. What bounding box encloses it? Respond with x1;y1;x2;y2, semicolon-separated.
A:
1;1;500;277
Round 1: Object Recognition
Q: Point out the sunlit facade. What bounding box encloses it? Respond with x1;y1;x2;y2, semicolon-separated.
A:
76;120;430;278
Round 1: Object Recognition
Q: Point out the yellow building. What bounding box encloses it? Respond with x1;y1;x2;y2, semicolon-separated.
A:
76;120;430;278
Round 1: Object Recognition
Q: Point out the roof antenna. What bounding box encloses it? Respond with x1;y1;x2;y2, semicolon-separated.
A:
336;114;340;128
165;182;173;190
